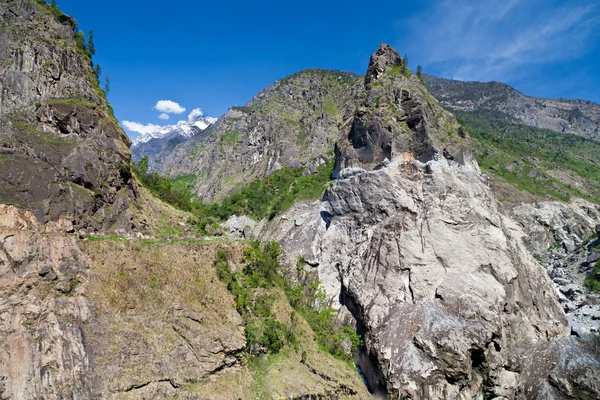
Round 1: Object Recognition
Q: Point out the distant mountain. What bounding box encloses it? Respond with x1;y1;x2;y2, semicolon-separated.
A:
131;116;217;146
130;116;217;163
423;74;600;141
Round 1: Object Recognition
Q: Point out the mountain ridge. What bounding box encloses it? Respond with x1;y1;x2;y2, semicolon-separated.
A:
424;74;600;141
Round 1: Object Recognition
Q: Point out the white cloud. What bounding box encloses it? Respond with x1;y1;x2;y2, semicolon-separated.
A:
400;0;599;82
121;121;162;135
158;113;170;120
154;100;186;114
188;108;204;121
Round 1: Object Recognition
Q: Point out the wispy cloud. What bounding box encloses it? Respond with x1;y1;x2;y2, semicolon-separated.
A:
401;0;599;82
158;113;170;120
154;100;186;114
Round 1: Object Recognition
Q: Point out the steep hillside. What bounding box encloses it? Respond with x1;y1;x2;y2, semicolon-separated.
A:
0;0;133;232
457;109;600;205
0;205;369;399
155;68;363;202
424;74;600;141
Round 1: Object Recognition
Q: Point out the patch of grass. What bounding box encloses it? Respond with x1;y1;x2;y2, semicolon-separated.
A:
215;242;360;364
47;97;97;110
323;98;340;121
584;261;600;292
85;235;125;242
10;120;76;145
220;131;241;146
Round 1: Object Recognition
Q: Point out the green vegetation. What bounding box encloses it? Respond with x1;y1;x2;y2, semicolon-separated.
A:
231;105;254;113
133;156;197;211
215;242;361;362
323;98;340;121
47;97;97;110
456;109;600;203
584;241;600;292
219;131;241;146
214;243;291;356
416;65;424;84
86;30;96;56
584;260;600;292
285;257;362;359
132;154;334;232
10;119;75;145
193;157;334;227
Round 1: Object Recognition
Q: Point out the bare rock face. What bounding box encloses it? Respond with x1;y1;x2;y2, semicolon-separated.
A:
0;0;133;232
0;204;93;399
263;44;597;399
0;204;249;399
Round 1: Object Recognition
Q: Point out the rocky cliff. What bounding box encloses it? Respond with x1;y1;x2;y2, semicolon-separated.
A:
0;0;133;232
424;75;600;141
263;44;600;399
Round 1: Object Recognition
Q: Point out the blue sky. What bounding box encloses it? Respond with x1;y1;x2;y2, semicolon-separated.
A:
53;0;600;140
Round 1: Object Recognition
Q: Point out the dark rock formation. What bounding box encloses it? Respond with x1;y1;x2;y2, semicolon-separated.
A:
0;0;133;232
335;43;470;177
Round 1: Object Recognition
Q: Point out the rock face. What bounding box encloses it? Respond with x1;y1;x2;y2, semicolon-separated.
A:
0;203;370;399
0;0;133;232
0;204;93;398
424;74;600;142
265;44;599;399
512;199;600;338
154;69;363;202
335;44;469;175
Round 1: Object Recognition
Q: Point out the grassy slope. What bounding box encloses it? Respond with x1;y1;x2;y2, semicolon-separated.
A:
455;109;600;204
82;239;369;399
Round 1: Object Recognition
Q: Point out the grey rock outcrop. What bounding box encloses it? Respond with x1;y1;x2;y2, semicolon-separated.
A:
264;44;598;399
0;204;93;399
512;199;600;336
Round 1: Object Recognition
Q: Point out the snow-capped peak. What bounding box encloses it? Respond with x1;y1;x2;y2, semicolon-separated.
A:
131;115;217;146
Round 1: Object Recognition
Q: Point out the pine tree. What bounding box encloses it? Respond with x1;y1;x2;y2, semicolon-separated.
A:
104;77;110;94
50;0;57;6
94;64;101;79
416;65;424;84
86;30;96;57
401;55;409;76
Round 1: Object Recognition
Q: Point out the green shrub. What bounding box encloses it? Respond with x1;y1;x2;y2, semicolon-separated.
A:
260;318;286;354
584;261;600;292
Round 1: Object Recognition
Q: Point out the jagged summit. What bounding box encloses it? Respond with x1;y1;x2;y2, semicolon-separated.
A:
365;43;403;84
335;43;471;177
